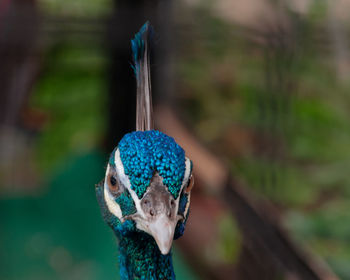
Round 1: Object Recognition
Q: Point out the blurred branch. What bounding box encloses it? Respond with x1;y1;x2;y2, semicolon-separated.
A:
0;0;41;191
327;1;350;81
0;0;40;126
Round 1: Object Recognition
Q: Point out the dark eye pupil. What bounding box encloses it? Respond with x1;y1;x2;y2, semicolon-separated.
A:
110;175;117;186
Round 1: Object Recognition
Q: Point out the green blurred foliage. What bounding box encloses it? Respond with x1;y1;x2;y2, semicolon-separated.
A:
217;214;241;263
176;3;350;278
30;45;107;173
2;0;350;279
1;2;198;279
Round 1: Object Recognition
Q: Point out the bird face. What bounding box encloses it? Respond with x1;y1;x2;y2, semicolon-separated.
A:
100;130;193;255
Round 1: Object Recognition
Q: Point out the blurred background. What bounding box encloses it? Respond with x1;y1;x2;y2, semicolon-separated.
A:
1;0;350;279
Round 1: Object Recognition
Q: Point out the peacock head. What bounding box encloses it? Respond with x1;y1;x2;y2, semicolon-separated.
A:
101;130;194;255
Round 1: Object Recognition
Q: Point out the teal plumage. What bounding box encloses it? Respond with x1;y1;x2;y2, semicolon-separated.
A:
119;233;175;280
119;130;186;199
95;22;194;280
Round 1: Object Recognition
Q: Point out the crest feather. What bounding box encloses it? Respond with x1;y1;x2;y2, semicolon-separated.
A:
131;21;154;131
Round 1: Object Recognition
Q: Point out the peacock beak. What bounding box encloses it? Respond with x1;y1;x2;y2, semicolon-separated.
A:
130;212;178;255
146;214;176;255
131;174;180;255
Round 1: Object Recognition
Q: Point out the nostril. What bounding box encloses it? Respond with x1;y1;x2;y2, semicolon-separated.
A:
150;209;154;216
170;199;175;207
143;199;150;205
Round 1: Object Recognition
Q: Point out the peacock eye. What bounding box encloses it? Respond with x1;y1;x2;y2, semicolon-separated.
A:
107;172;119;193
184;175;194;194
110;175;117;186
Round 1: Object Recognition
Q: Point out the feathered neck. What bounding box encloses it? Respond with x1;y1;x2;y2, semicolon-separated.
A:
118;232;175;280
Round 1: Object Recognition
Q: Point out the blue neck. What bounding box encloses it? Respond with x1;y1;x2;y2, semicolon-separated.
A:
118;232;175;280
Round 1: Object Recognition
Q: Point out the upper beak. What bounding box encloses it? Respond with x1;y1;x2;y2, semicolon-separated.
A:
132;213;178;255
146;214;176;255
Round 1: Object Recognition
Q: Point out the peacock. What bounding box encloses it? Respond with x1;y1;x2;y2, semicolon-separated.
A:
95;22;194;280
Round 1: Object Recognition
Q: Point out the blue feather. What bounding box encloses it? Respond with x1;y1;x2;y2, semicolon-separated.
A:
131;21;153;78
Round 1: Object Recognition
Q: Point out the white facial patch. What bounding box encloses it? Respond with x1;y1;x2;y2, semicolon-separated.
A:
104;165;123;219
180;157;192;193
183;193;191;218
181;157;192;217
166;157;192;219
114;149;146;219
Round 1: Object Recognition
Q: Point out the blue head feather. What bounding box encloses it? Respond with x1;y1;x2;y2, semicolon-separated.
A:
118;130;186;199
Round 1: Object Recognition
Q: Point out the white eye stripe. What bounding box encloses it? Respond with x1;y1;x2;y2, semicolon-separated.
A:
179;157;192;193
183;193;191;218
104;165;123;219
180;158;192;218
114;149;146;219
